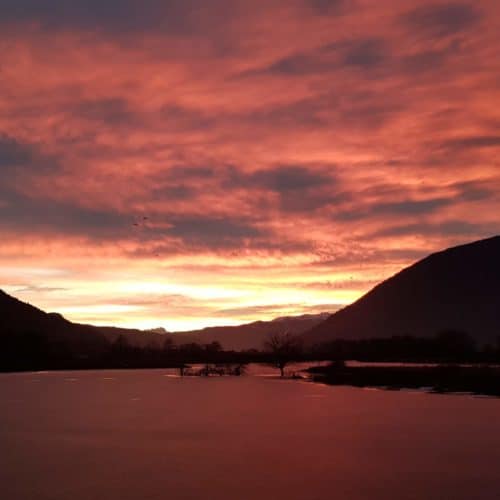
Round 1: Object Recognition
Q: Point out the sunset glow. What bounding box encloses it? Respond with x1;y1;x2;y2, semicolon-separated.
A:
1;0;499;330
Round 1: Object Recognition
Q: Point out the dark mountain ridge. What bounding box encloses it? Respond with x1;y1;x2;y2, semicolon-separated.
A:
0;289;107;354
173;312;331;351
306;235;500;346
0;289;330;352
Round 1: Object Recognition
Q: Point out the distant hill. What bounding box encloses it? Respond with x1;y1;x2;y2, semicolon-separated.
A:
0;289;108;355
171;313;331;351
305;236;500;346
0;288;332;352
97;315;334;351
0;290;167;353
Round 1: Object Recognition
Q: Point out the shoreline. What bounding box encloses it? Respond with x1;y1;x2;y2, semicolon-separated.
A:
307;363;500;397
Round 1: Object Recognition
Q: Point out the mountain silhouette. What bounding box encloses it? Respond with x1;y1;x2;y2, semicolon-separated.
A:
0;289;108;355
0;288;330;352
173;313;331;350
305;235;500;346
0;290;166;353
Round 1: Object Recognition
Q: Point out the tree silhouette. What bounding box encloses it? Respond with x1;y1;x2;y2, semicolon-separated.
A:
264;331;301;377
162;337;174;351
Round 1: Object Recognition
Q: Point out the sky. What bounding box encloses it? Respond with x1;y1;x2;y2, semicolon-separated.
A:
0;0;499;331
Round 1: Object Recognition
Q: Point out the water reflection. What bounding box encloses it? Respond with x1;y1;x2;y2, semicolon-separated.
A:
1;369;499;500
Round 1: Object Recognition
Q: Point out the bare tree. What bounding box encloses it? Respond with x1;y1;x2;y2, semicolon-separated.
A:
264;331;301;377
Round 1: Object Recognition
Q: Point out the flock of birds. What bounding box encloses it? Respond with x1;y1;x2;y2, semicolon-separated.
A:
131;216;161;257
132;216;149;227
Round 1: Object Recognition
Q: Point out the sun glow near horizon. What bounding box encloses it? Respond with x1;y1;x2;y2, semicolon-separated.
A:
1;253;384;331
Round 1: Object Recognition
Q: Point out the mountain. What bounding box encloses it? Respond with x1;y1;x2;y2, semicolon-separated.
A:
0;288;331;353
0;289;168;353
147;327;170;335
171;312;331;351
305;236;500;346
0;289;108;354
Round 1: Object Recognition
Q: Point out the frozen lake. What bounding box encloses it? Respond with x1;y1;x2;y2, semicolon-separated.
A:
1;367;500;500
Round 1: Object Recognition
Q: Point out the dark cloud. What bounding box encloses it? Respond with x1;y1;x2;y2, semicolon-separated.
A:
216;163;336;196
402;50;447;73
400;40;463;74
335;181;497;226
0;188;132;239
0;134;33;167
0;133;60;179
0;0;207;34
165;215;264;247
373;220;500;239
453;180;497;202
307;0;348;15
340;38;388;68
443;135;500;150
404;3;482;38
260;52;325;76
240;25;464;92
148;161;340;217
249;165;332;192
219;164;341;212
160;105;217;132
0;136;119;240
148;166;217;202
279;190;349;213
73;98;137;125
0;191;274;250
244;37;389;77
374;198;451;216
337;197;451;221
245;95;329;129
167;166;215;179
338;91;405;129
151;184;196;201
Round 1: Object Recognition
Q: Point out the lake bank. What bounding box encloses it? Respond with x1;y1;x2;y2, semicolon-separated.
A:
307;363;500;397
